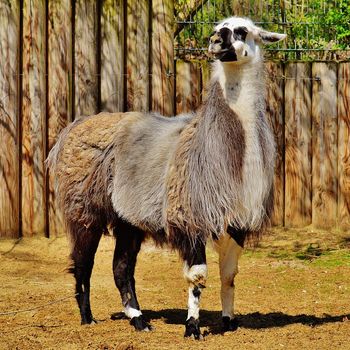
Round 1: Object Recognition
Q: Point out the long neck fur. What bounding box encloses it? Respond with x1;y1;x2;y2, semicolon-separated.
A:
212;57;266;117
166;55;275;244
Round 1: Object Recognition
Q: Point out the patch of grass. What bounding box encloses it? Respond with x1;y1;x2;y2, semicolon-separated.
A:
267;250;291;260
310;250;350;268
295;243;324;261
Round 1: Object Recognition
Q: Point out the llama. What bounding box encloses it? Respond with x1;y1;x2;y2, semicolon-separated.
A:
47;17;286;339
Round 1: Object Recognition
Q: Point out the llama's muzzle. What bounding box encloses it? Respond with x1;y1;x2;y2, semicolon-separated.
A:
208;30;237;62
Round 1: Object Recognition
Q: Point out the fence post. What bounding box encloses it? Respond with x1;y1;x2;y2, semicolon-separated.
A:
284;62;312;227
74;1;99;117
101;0;125;112
0;0;20;238
200;60;211;101
312;62;338;229
126;0;150;112
152;0;174;116
338;62;350;230
47;0;73;237
22;0;46;236
265;61;284;226
175;60;201;114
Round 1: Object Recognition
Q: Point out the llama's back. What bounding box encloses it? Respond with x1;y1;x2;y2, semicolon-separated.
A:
111;113;193;232
47;111;193;238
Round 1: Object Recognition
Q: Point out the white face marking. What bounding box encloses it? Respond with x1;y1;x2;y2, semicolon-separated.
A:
213;17;257;64
124;306;142;319
211;17;286;65
186;286;201;320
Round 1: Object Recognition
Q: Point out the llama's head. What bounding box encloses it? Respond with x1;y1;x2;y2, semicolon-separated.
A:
208;17;286;63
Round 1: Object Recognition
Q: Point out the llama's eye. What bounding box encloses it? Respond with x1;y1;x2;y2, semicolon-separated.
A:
233;26;248;41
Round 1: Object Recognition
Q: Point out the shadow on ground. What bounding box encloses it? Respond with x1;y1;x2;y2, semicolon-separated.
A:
111;309;350;335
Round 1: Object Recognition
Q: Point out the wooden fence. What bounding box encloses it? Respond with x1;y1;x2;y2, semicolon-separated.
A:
0;1;349;238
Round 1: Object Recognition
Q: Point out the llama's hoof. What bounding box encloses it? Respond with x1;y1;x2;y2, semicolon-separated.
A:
81;316;98;325
130;316;152;331
222;316;239;332
184;317;202;340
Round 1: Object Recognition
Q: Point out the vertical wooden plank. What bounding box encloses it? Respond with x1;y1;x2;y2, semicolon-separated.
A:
200;60;211;101
47;0;72;237
126;0;149;112
151;0;174;116
22;0;46;236
175;60;201;114
75;1;98;117
312;62;338;229
284;62;312;227
0;1;20;238
265;61;284;226
338;62;350;230
101;0;124;112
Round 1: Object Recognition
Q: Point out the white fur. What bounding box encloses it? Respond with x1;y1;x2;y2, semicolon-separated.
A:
187;286;201;320
211;34;275;231
124;306;142;319
183;264;208;285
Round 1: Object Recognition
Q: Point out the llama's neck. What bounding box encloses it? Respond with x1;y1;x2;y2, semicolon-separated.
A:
211;59;265;118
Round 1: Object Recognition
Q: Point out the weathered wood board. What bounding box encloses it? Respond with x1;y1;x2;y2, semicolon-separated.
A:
175;60;201;114
22;0;46;236
338;62;350;230
0;0;20;238
265;61;284;226
74;1;98;117
200;60;211;101
152;0;174;116
312;62;338;229
101;0;124;112
47;0;72;237
284;62;312;227
126;0;150;112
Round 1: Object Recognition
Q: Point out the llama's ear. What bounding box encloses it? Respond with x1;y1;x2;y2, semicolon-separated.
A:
253;28;287;44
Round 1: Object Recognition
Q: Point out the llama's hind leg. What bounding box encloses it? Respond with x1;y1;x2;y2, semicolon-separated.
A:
70;226;102;325
182;239;207;340
112;220;150;331
214;229;244;331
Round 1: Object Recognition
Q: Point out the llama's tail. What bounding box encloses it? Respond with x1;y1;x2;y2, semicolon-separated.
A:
46;117;89;173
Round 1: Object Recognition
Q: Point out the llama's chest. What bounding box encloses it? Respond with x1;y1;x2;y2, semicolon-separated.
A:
232;109;275;229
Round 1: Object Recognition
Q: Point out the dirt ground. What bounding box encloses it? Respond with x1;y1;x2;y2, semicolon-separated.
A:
0;228;350;350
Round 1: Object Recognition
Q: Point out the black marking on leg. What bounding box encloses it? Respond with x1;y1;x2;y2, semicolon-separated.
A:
222;316;239;332
130;316;152;331
227;226;246;248
192;286;201;298
184;317;202;340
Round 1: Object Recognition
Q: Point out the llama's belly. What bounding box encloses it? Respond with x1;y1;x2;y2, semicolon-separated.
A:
111;113;192;232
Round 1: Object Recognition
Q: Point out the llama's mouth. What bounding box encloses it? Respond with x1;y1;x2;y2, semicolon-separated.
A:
213;48;237;62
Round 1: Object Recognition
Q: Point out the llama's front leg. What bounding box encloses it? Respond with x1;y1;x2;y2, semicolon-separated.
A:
113;221;150;331
183;240;207;339
214;229;243;331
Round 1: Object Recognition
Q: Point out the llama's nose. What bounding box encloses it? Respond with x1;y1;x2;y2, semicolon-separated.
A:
210;33;222;45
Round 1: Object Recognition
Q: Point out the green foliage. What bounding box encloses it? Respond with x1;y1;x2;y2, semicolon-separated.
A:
175;0;350;60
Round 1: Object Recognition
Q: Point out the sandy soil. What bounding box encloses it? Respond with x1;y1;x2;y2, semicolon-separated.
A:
0;228;349;350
